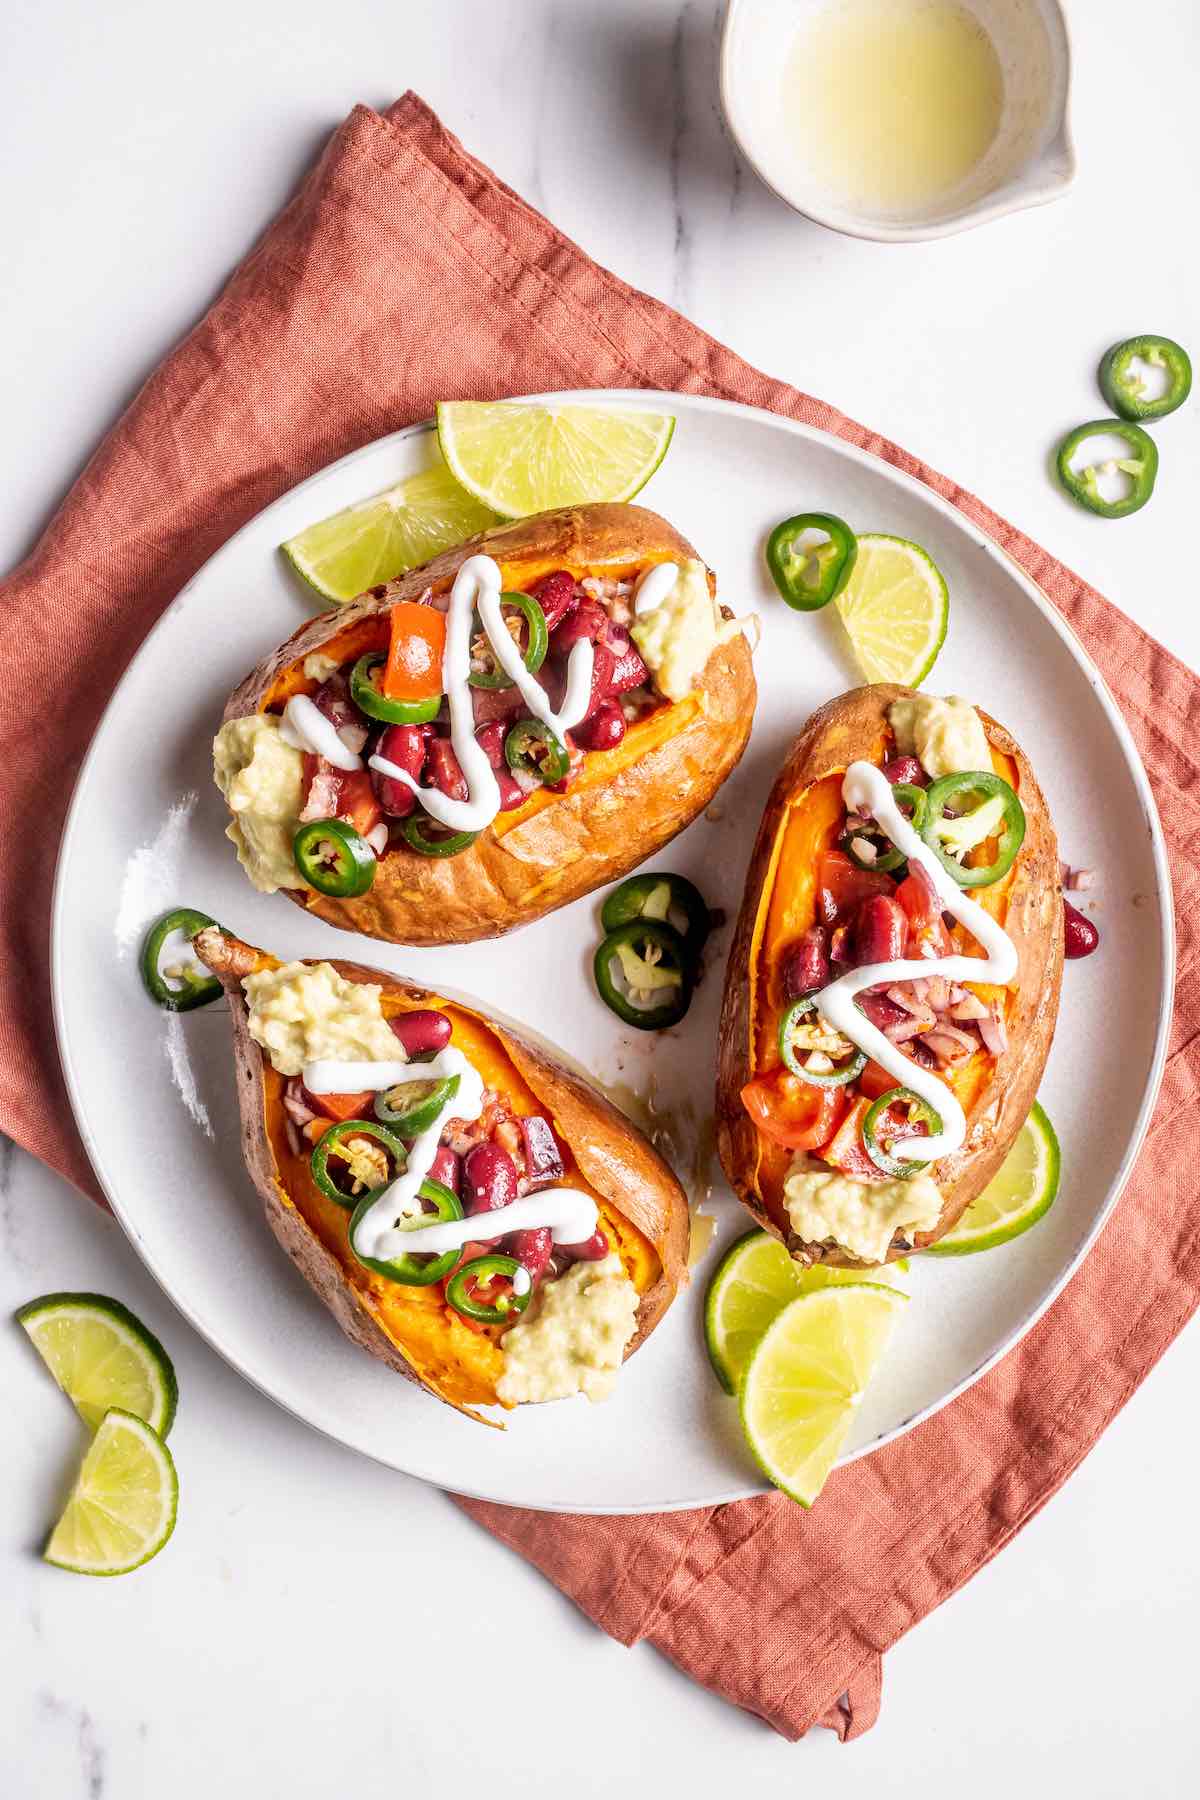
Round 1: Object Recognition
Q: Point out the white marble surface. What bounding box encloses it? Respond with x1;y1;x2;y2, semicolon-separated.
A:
3;0;1200;1793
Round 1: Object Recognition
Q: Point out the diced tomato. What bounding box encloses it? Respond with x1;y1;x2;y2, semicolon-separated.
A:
857;1060;900;1102
383;601;446;702
303;1086;376;1123
820;1097;882;1180
817;850;895;926
895;863;953;958
740;1069;845;1151
301;755;383;839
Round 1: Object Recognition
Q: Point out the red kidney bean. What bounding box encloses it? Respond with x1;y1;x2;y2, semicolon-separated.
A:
389;1009;452;1058
608;641;649;694
519;1116;565;1187
507;1226;553;1282
533;570;579;632
582;642;617;715
559;1229;609;1262
426;737;468;802
1063;899;1100;959
781;925;830;999
573;699;627;752
464;1144;519;1215
551;600;607;654
428;1145;461;1195
470;685;524;728
851;895;909;966
372;722;429;818
475;720;507;769
882;754;927;787
497;770;526;811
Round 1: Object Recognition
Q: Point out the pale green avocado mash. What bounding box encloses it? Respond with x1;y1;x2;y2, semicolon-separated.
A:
631;559;741;703
888;693;991;779
784;1157;943;1264
212;714;306;894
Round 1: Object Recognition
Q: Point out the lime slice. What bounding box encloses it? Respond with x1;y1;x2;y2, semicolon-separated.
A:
44;1409;178;1576
17;1292;177;1436
740;1284;908;1507
705;1228;907;1394
436;400;674;518
926;1101;1060;1256
833;532;948;687
281;460;498;604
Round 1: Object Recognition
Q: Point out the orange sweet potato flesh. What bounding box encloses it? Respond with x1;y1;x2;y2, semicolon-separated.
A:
195;928;688;1423
715;683;1064;1266
223;503;755;946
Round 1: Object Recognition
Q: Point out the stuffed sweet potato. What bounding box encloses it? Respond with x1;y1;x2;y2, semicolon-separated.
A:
213;503;756;945
715;684;1062;1266
194;927;688;1423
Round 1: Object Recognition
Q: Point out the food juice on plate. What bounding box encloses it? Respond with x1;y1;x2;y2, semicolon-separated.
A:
781;0;1004;216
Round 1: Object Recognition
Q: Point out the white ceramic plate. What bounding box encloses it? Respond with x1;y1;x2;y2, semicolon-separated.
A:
52;391;1172;1513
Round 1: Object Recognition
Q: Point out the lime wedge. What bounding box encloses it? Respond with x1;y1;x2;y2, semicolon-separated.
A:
44;1408;178;1576
436;400;674;518
704;1228;907;1394
926;1101;1060;1256
833;532;948;687
281;460;498;604
17;1292;177;1436
740;1284;907;1507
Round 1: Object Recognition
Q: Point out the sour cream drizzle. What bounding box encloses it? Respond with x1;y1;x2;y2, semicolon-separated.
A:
812;762;1017;1165
310;1041;597;1267
279;694;362;772
633;561;679;616
367;554;595;834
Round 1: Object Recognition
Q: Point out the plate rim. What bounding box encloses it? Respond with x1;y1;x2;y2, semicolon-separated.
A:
51;388;1176;1512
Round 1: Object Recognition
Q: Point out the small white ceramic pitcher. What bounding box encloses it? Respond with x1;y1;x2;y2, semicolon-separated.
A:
720;0;1075;242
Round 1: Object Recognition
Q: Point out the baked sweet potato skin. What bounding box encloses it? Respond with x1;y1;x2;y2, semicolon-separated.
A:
222;503;756;944
194;927;689;1420
715;683;1063;1266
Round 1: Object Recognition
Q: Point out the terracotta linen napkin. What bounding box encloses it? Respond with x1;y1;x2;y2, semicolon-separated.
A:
3;94;1198;1742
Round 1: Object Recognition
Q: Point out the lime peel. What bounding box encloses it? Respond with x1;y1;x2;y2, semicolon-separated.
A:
833;531;949;688
17;1291;178;1436
44;1408;178;1577
436;401;674;518
926;1100;1060;1255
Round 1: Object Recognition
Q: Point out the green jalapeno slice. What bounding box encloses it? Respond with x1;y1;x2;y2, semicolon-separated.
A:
765;512;858;612
445;1253;533;1324
778;997;867;1087
600;872;710;957
920;771;1025;888
140;908;223;1012
1055;418;1158;518
863;1088;942;1179
311;1119;408;1208
350;653;441;725
293;817;377;896
373;1075;461;1134
1099;334;1191;423
399;816;479;858
593;919;693;1030
349;1177;464;1287
504;719;570;785
468;592;549;690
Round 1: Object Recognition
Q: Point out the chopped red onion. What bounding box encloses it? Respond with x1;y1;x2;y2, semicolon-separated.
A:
978;1009;1008;1056
950;993;989;1022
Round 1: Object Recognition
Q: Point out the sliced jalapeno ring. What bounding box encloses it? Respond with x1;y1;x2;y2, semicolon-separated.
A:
593;919;693;1031
373;1074;461;1134
350;653;440;725
1055;418;1158;519
446;1253;532;1324
140;908;224;1012
863;1087;941;1179
311;1119;407;1208
765;512;858;612
1099;334;1192;423
468;592;549;690
349;1176;464;1286
399;816;479;858
505;718;569;785
599;872;710;957
778;997;867;1087
293;817;377;897
842;782;927;874
921;771;1025;888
